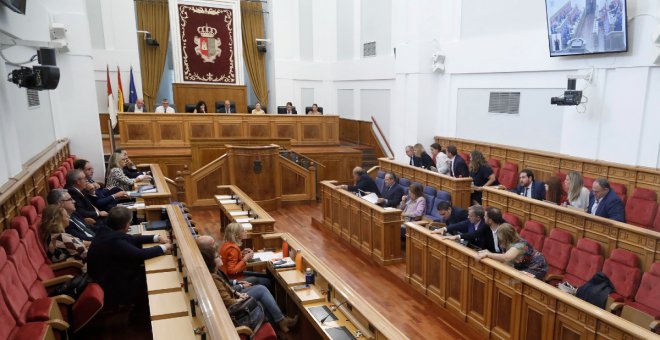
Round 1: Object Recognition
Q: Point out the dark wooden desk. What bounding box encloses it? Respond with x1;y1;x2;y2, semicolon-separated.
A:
320;180;403;265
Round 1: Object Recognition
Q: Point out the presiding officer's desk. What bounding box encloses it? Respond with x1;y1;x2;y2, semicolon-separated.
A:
215;185;276;250
482;186;660;271
376;157;474;209
140;204;239;340
404;222;659;340
320;180;403;265
261;232;408;340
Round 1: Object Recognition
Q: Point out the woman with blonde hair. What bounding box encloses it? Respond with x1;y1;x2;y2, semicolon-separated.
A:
40;204;89;265
219;222;271;287
469;150;498;204
564;171;590;210
413;143;435;170
106;151;150;191
476;223;547;279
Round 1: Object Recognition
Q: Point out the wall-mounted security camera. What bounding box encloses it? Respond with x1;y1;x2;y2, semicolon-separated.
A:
7;48;60;90
137;30;159;47
551;78;582;106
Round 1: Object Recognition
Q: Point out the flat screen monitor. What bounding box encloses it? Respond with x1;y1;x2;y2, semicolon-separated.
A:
0;0;26;14
545;0;627;57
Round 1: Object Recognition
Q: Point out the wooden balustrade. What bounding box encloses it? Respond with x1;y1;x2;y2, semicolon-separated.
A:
435;135;660;203
215;185;276;250
262;232;408;339
320;180;403;265
404;222;658;339
339;117;386;159
0;138;72;232
377;157;474;209
482;186;660;271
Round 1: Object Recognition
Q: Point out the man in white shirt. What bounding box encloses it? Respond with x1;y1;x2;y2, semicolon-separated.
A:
128;98;145;112
155;98;175;113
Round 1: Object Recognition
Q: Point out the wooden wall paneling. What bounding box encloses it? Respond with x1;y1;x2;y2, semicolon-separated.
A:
301;123;322;143
339;194;350;237
554;210;584;241
350;200;361;247
553;301;597;340
279;165;307;197
226;145;281;210
490;270;521;340
520;286;557;340
273;122;296;140
444;246;469;319
466;258;494;337
120;118;155;146
426;237;446;306
405;227;427;294
359;205;373;256
172;83;247;113
524;153;560;182
371;209;385;263
188;121;214;139
331;188;341;234
322;185;332;227
338;118;360;143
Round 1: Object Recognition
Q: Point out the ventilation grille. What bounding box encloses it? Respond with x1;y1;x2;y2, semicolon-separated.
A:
488;92;520;114
363;41;376;57
27;89;40;108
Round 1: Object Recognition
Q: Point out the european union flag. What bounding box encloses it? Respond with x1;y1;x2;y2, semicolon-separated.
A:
128;66;137;104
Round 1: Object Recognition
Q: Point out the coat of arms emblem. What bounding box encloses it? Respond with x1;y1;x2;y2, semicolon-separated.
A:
194;24;221;63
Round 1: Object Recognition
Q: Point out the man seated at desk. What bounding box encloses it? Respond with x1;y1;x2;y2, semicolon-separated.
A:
376;172;404;208
155;98;175;113
441;206;505;253
87;206;172;311
337;167;380;196
432;205;484;236
587;177;625;222
432;201;468;226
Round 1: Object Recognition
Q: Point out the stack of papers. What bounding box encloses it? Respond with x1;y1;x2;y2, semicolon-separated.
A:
252;251;282;262
217;195;233;200
241;223;253;231
219;199;237;205
230;211;249;217
361;193;379;204
235;217;254;223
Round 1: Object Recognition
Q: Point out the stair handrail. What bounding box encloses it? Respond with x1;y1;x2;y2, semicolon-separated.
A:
370;116;394;159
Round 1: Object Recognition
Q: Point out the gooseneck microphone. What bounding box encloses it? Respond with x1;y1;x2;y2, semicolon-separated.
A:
319;300;350;324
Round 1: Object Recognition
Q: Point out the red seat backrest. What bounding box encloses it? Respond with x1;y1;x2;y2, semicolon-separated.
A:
53;171;65;187
583;177;595;190
29;196;46;215
48;176;61;190
609;182;627;205
520;220;545;251
564;238;604;287
20;206;39;227
488;159;501;178
61;162;71;171
459;152;470;166
10;217;52;280
602;249;641;301
498;162;518;189
653;210;660;233
0;260;23;339
633;263;660;314
625;188;658;228
0;229;46;302
541;228;573;276
0;231;33;324
502;212;521;229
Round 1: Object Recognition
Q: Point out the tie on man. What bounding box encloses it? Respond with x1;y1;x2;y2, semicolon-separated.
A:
523;187;529;198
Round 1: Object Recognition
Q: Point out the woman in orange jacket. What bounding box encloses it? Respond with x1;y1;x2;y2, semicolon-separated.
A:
219;222;271;288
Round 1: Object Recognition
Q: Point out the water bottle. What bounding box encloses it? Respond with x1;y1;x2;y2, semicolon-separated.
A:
305;268;314;286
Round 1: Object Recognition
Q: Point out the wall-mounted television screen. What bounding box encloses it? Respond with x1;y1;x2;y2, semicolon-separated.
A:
545;0;627;57
0;0;26;14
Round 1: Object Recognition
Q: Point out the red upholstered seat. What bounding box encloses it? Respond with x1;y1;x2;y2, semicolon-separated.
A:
653;211;660;233
556;172;567;184
541;228;573;276
60;162;71;171
0;279;52;340
55;169;66;184
29;196;46;215
602;249;642;302
459;152;471;166
625;188;658;228
48;176;61;190
0;245;55;325
625;263;660;319
0;229;46;302
497;162;518;189
502;212;521;230
20;205;40;228
520;220;545;251
488;159;501;179
563;238;604;287
239;323;277;340
609;182;628;206
583;177;595;190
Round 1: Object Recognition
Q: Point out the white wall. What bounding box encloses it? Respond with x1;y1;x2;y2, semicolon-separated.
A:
0;0;105;186
271;0;660;168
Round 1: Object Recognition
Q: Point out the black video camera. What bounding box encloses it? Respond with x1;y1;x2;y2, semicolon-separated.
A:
7;48;60;91
551;78;582;106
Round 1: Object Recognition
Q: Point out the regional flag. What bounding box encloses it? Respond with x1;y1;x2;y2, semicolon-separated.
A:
117;66;125;113
107;65;117;128
128;66;137;104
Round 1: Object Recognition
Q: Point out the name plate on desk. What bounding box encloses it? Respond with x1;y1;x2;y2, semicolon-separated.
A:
229;211;249;216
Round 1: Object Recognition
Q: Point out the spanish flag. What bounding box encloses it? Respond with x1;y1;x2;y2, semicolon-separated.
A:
117;66;125;112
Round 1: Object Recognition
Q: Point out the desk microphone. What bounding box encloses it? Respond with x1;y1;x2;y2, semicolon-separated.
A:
319;300;349;324
357;189;370;197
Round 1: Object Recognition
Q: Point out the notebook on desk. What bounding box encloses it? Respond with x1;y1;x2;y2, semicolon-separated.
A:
309;305;338;323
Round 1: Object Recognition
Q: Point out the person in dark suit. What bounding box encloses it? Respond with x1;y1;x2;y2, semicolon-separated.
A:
284;102;297;115
87;206;172;306
447;145;469;178
442;206;505;253
218;99;234;113
587;178;625;222
65;169;109;220
510;169;546;201
406;145;422;167
376;172;404;208
338;167;380;195
433;201;468;225
73;159;125;210
127;98;145;112
433;205;485;236
47;188;98;241
414;143;435;170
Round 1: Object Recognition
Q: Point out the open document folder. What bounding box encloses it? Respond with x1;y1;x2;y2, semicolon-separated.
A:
361;192;379;204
